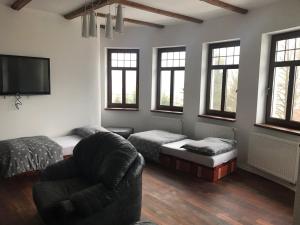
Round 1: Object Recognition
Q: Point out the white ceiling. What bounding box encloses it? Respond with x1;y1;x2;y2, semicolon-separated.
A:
0;0;281;26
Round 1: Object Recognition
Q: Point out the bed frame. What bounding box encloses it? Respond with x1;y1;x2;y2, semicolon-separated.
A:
159;153;237;182
5;156;71;180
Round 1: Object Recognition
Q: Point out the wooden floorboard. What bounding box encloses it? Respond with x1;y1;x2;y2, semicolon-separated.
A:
0;164;294;225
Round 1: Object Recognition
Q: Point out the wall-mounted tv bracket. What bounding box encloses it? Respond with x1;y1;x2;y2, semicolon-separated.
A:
15;93;22;110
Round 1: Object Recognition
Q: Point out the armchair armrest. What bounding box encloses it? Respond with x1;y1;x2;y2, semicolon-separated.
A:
56;200;75;216
70;183;114;217
41;157;78;181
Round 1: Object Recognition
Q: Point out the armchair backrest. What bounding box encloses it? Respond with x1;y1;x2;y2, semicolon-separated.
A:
73;132;138;189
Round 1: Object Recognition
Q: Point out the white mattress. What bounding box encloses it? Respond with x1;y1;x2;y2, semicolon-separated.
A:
51;135;82;156
161;139;237;168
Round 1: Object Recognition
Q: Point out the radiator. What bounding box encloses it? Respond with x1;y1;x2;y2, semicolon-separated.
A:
248;132;300;184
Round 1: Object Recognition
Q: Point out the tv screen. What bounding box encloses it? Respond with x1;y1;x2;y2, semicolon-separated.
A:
0;55;50;95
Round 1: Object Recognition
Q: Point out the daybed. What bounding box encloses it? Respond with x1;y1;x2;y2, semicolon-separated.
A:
128;130;237;182
51;135;82;157
128;130;187;162
160;139;237;182
0;136;63;178
52;126;109;157
0;127;107;178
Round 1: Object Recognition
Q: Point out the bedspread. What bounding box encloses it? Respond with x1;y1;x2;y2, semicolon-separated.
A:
0;136;63;178
128;130;187;162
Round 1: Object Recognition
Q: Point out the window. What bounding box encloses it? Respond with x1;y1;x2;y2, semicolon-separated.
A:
266;30;300;130
107;49;139;109
156;47;186;112
206;41;240;119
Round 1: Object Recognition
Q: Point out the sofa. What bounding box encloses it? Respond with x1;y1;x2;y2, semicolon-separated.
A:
32;131;145;225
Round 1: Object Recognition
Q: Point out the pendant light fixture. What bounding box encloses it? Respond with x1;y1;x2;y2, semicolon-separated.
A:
89;0;97;37
81;0;89;38
105;5;113;39
115;4;124;33
89;12;97;37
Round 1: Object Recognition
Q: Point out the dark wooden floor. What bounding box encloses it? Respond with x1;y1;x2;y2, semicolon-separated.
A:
0;164;294;225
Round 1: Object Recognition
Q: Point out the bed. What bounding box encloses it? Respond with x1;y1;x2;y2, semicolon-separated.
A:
161;139;237;168
51;126;109;157
128;129;237;182
51;135;82;157
160;139;237;182
0;127;106;178
0;136;63;178
128;130;187;162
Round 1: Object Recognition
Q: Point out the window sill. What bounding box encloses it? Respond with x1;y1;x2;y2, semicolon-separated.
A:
151;109;183;115
254;123;300;136
105;108;139;111
198;114;236;122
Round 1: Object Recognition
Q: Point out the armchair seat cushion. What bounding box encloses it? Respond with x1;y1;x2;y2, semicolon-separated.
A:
33;178;90;215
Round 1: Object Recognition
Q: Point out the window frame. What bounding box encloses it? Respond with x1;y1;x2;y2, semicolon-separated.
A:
206;40;240;119
156;47;186;112
266;30;300;130
107;48;139;109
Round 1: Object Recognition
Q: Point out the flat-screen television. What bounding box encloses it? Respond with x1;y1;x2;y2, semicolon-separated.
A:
0;55;50;95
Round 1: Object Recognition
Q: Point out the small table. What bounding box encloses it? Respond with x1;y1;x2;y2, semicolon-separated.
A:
105;127;134;139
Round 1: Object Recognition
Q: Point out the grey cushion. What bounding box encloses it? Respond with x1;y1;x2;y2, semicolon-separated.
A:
72;126;109;138
105;127;134;139
181;137;235;156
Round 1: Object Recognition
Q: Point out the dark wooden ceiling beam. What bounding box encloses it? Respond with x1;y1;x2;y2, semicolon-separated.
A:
11;0;32;10
97;13;164;29
200;0;248;14
64;0;119;20
120;0;203;24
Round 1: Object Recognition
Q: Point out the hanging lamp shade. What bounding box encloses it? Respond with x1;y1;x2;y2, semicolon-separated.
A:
81;14;89;38
105;13;113;39
89;11;97;37
115;4;124;33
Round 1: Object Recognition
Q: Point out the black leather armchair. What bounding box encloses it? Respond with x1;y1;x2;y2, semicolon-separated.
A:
32;132;145;225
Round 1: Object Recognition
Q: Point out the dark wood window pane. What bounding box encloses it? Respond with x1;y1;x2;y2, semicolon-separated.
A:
107;49;139;109
205;40;240;119
125;70;137;104
225;69;239;113
287;39;296;50
292;66;300;122
276;51;285;62
277;40;286;51
213;49;219;57
156;47;186;112
111;70;123;104
270;67;290;120
173;70;185;107
266;30;300;129
160;70;171;106
210;69;223;111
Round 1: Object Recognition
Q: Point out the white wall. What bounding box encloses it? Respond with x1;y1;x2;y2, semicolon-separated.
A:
100;0;300;187
294;156;300;224
0;5;101;140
